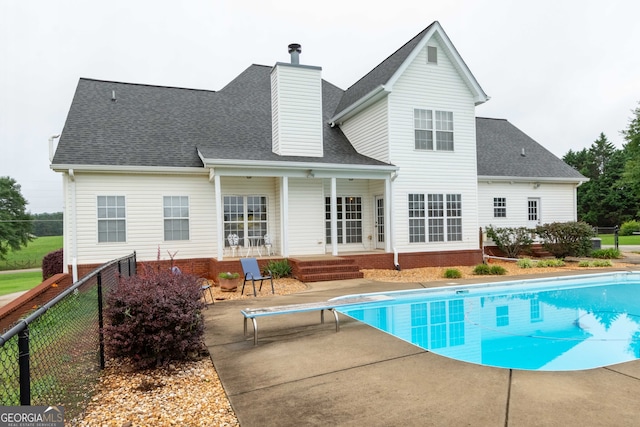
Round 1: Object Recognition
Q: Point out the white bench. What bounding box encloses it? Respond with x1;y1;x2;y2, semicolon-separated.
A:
241;295;391;345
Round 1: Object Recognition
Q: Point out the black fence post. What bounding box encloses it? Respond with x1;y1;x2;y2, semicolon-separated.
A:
614;225;619;250
97;271;105;370
18;326;30;405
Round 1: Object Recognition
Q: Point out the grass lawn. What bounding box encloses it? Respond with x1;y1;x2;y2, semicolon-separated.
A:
0;235;63;271
0;271;44;296
597;234;640;246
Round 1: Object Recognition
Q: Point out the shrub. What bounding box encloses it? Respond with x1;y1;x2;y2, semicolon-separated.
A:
590;248;622;259
578;260;591;267
517;258;534;269
42;248;63;280
536;259;566;268
265;259;292;278
218;271;240;279
592;259;613;267
619;220;640;236
489;265;507;275
443;268;462;279
485;226;533;258
104;267;205;370
535;221;595;258
473;264;492;275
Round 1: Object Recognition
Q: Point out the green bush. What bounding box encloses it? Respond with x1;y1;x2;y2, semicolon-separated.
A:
443;268;462;279
535;221;595;258
489;265;507;275
619;220;640;236
590;248;621;259
264;259;292;278
517;258;534;268
485;226;533;258
592;259;613;267
578;260;591;267
473;264;492;275
536;259;566;268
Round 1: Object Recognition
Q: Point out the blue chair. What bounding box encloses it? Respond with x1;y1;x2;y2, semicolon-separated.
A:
240;258;274;297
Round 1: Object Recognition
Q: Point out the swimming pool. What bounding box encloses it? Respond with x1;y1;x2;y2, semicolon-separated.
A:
334;271;640;371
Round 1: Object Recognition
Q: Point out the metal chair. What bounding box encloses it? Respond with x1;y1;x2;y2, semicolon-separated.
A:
240;258;274;297
263;234;273;256
198;278;214;308
227;233;240;257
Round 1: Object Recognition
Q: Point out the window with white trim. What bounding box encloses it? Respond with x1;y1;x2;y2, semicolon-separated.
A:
97;196;126;243
408;193;462;243
163;196;189;241
223;195;267;243
325;196;362;244
414;109;454;151
493;197;507;218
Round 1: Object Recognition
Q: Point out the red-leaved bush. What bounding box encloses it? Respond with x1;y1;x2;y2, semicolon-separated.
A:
42;248;63;280
104;266;205;369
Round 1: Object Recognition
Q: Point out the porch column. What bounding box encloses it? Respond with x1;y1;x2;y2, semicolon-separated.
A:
385;175;393;253
214;174;223;261
331;177;338;256
281;176;289;257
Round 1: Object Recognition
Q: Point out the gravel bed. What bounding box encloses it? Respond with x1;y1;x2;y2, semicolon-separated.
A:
75;260;633;426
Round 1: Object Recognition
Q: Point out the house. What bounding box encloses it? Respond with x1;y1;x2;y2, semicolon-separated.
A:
51;21;585;281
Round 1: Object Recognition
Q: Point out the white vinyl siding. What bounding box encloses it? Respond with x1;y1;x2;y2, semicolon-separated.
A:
340;97;390;163
271;64;323;157
389;37;479;251
67;173;216;265
287;178;325;255
477;181;579;230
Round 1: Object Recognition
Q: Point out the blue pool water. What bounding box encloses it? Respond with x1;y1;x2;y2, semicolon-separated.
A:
335;271;640;371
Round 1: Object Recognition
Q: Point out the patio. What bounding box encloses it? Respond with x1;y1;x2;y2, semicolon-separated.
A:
203;274;640;426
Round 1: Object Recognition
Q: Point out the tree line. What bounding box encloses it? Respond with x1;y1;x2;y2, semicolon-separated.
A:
563;103;640;227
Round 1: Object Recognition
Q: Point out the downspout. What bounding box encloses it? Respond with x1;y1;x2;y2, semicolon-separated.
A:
69;169;78;282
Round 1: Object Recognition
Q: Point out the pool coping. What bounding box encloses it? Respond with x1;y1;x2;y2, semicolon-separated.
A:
203;268;640;426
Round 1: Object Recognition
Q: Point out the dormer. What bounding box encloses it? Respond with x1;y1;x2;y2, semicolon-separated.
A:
271;44;323;157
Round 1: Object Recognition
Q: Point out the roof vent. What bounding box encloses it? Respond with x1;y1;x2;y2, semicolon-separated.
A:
111;90;117;102
288;43;301;65
521;148;526;157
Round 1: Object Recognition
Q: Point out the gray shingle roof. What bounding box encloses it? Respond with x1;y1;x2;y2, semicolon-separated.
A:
476;117;585;180
334;23;436;115
53;66;391;169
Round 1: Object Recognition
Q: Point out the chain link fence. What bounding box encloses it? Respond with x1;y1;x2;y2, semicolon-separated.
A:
0;252;136;422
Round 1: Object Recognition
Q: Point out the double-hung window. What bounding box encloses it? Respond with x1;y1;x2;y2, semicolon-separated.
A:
164;196;189;241
494;197;507;218
408;193;462;243
97;196;126;242
414;109;454;151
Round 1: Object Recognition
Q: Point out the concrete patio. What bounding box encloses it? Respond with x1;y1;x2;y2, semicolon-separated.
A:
203;273;640;426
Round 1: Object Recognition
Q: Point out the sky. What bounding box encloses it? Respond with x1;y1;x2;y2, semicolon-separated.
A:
1;0;639;214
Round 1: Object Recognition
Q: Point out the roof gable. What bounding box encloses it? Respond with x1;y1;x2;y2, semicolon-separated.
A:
332;21;489;123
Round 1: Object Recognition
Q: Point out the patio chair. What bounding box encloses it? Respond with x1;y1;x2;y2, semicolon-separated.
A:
263;234;273;256
240;257;274;297
227;233;240;257
198;278;214;308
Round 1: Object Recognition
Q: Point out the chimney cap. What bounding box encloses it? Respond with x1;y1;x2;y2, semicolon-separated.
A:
288;43;301;53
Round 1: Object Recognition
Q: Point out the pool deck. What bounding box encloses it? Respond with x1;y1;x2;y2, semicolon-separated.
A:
203;268;640;426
